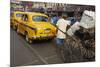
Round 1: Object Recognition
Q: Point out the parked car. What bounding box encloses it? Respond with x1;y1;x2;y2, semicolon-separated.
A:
10;11;24;30
17;12;57;43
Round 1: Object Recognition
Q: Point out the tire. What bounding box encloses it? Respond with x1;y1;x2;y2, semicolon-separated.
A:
10;24;12;28
17;28;20;34
81;46;95;60
12;25;15;29
25;33;33;44
47;38;53;41
13;25;17;31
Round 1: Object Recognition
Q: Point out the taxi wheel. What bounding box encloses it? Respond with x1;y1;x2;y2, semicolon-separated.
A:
12;25;15;29
17;28;20;34
48;38;53;41
10;24;12;28
13;25;17;30
25;33;33;44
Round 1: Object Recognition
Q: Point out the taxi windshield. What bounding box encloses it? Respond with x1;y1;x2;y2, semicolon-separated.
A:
32;16;48;22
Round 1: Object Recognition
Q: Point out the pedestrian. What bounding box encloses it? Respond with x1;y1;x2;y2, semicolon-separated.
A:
48;15;52;22
51;14;58;25
55;14;70;51
67;17;77;25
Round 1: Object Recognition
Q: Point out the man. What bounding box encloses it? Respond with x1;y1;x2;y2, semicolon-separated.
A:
51;15;58;25
56;14;70;50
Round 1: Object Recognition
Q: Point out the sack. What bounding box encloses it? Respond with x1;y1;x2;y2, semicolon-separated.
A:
79;10;95;29
67;22;80;36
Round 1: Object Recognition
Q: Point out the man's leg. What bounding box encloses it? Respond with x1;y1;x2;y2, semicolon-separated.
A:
55;38;66;62
55;38;64;51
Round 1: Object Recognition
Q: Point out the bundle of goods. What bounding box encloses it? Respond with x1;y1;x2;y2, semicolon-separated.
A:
61;10;95;63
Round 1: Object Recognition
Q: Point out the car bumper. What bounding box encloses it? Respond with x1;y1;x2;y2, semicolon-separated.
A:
32;34;56;40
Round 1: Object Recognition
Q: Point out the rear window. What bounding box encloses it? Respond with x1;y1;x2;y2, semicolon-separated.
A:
32;16;48;22
11;13;14;17
16;13;23;17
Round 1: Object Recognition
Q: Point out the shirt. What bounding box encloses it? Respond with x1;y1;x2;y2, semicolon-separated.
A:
56;18;70;39
51;17;58;24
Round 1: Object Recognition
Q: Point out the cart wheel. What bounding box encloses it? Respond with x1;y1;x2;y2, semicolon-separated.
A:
81;46;95;61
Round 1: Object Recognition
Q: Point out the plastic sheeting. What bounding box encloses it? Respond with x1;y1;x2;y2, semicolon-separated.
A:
79;10;95;29
67;22;80;36
67;10;95;36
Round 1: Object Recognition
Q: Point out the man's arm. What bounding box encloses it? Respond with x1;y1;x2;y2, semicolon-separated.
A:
66;20;71;31
56;20;59;26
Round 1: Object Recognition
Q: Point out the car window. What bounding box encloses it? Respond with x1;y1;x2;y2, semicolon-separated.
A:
16;13;23;17
11;13;14;17
32;16;48;22
22;14;28;21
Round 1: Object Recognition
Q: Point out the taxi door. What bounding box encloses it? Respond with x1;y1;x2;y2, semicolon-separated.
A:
10;13;15;26
18;14;28;35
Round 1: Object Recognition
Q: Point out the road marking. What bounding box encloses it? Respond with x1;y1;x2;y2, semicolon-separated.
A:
45;55;58;60
26;44;48;64
22;60;39;66
22;55;58;66
17;34;48;64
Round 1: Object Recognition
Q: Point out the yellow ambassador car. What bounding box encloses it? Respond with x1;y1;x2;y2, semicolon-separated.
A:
17;12;57;43
11;11;24;30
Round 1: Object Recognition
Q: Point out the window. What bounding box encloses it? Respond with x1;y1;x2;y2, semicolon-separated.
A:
32;16;48;22
16;13;23;17
22;14;28;21
11;13;14;17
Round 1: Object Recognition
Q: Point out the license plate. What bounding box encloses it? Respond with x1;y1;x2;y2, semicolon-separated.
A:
45;30;50;33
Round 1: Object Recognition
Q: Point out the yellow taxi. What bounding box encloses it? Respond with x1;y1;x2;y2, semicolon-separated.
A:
10;11;24;30
17;12;57;43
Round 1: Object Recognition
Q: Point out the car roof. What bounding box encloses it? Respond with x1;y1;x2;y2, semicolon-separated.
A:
13;11;24;13
24;12;48;17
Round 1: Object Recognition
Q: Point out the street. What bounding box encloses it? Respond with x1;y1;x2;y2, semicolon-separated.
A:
10;28;63;66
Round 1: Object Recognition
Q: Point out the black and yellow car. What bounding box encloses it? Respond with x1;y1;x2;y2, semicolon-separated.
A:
17;12;57;43
10;11;24;30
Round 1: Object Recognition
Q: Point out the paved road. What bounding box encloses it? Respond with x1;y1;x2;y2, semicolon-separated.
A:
10;28;63;67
